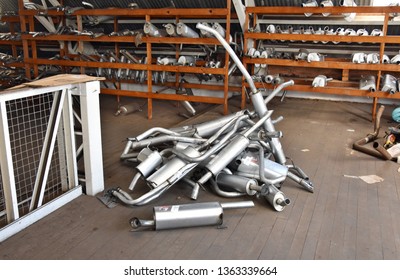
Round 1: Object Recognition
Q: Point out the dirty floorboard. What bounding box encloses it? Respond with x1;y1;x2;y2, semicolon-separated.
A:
1;94;400;260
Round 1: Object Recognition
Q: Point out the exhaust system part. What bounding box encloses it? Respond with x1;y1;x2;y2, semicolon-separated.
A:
115;103;141;116
180;100;196;116
212;22;232;43
301;0;318;17
352;53;366;64
307;53;324;62
390;53;400;64
340;0;357;22
164;23;177;37
359;75;376;92
382;54;390;64
177;55;196;66
367;53;380;64
130;201;254;230
320;0;333;17
371;29;383;36
144;22;167;37
146;146;201;188
176;22;199;38
264;184;291;212
352;105;386;159
312;75;332;87
234;150;288;181
381;74;398;94
216;173;258;196
373;142;394;160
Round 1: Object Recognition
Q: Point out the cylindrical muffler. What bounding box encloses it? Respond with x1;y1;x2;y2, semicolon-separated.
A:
146;146;201;188
177;55;196;66
135;150;163;178
264;184;291;212
130;201;255;230
301;0;318;17
359;75;376;92
199;22;213;37
212;22;232;43
176;22;199;38
216;173;258;196
234;150;289;180
381;74;398;94
164;23;177;36
205;134;250;176
144;22;167;37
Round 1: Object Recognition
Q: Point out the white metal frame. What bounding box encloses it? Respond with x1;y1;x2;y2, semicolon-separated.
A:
0;80;104;242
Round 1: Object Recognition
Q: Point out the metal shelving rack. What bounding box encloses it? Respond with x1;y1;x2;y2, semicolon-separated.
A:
18;0;237;119
242;6;400;119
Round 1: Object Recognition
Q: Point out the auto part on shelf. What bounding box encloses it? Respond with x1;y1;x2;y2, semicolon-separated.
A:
359;75;376;92
370;29;383;36
301;0;318;17
176;22;199;38
264;74;284;85
352;53;366;64
295;49;309;61
320;0;334;17
177;55;196;66
212;22;232;43
367;53;380;64
340;0;357;22
382;54;390;64
391;53;400;64
307;53;324;62
312;75;332;88
381;74;398;94
143;21;167;37
130;201;254;231
164;23;177;37
356;28;369;36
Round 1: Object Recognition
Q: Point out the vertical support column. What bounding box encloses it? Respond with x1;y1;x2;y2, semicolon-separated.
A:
62;91;79;190
0;102;19;223
146;15;153;120
76;81;104;196
223;0;232;115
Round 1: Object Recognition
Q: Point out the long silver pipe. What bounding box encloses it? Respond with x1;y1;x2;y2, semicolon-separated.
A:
134;127;181;141
196;22;257;94
129;135;207;151
111;185;171;206
264;80;294;105
171;115;250;163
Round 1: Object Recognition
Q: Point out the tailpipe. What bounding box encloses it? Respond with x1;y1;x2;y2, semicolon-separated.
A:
263;184;291;212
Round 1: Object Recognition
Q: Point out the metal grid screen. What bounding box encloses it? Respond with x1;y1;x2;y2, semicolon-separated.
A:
0;173;6;227
0;92;64;221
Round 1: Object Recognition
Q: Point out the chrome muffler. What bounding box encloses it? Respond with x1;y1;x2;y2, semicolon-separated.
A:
381;74;398;94
130;200;255;230
359;75;376;92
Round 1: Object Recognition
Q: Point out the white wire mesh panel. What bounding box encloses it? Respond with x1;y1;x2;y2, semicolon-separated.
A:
0;173;6;228
3;92;64;219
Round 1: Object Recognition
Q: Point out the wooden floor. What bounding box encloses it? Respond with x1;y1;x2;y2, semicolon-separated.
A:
1;94;400;260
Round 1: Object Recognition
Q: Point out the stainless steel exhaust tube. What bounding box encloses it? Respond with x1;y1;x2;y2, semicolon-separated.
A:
130;201;255;230
263;184;291;212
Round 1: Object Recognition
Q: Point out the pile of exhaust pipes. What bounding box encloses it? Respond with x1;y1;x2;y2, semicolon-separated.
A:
352;105;400;162
107;23;314;231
